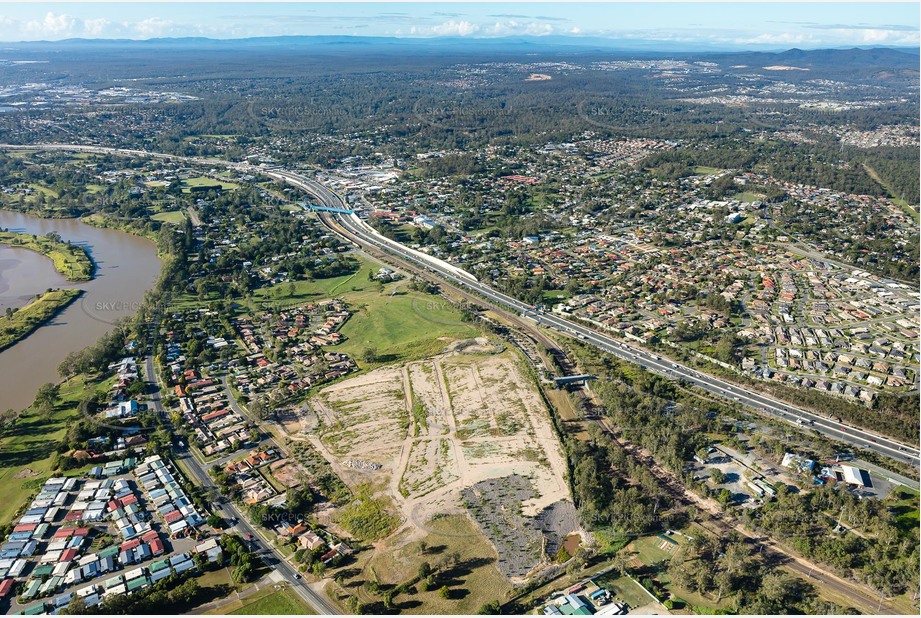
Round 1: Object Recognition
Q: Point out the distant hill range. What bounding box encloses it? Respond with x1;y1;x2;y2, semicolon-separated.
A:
3;34;919;61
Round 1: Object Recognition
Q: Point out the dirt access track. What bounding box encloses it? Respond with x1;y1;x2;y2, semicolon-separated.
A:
305;341;572;547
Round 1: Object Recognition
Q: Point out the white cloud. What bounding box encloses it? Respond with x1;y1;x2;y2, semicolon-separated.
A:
82;18;110;37
485;20;555;36
430;20;479;37
740;32;816;45
131;17;173;38
24;12;77;38
414;19;557;38
853;28;918;44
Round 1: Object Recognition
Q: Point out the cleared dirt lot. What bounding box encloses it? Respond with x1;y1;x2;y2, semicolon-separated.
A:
304;344;575;580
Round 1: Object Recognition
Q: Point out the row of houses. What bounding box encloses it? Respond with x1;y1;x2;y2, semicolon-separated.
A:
223;449;283;506
230;302;357;402
134;455;205;538
176;373;250;457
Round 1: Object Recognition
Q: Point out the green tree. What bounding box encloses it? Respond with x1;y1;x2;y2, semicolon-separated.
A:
206;513;226;529
33;382;60;418
171;578;202;606
478;600;502;614
62;594;87;615
360;346;379;364
418;561;432;580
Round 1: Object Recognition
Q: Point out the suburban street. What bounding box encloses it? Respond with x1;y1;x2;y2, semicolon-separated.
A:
13;141;906;468
142;331;339;615
310;184;919;470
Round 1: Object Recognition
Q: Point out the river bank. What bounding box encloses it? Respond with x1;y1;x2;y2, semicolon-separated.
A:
0;288;82;352
0;229;94;281
0;210;161;411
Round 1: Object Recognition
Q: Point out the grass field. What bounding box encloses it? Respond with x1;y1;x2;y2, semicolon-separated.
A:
181;176;240;192
196;566;235;591
253;256;479;365
151;210;187;224
694;166;722;175
0;230;94;281
886;487;920;536
27;183;59;199
625;535;681;567
0;374;107;526
595;574;656;610
227;586;316;615
732;192;764;203
350;514;513;614
0;289;82;352
541;290;569;306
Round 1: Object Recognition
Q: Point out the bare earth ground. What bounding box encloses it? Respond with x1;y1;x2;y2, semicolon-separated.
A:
296;341;576;583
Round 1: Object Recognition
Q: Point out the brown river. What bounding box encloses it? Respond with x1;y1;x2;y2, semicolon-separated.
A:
0;210;161;411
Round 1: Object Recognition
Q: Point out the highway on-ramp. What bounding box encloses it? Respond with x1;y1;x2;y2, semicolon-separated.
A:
284;173;918;473
3;142;914;466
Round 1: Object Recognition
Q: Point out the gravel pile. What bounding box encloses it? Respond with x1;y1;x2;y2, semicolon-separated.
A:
343;459;383;471
462;474;545;579
535;499;583;557
462;474;584;580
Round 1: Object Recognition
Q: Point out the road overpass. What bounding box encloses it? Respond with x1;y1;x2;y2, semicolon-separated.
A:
4;143;915;470
315;180;920;471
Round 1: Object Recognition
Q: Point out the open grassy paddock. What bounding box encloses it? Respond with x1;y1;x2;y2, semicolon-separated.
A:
225;585;316;615
593;574;656;611
181;176;241;192
337;514;513;615
732;191;764;203
151;209;187;224
253;255;479;365
0;374;108;526
694;166;722;175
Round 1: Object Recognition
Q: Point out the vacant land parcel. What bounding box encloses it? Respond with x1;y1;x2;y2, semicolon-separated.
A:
305;345;576;588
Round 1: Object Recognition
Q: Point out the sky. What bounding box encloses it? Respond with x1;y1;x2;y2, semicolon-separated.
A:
0;2;917;48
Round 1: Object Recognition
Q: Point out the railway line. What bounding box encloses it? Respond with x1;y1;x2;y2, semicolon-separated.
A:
1;143;912;614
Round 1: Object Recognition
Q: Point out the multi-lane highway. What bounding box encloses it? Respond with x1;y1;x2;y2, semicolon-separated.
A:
269;172;918;473
3;146;914;468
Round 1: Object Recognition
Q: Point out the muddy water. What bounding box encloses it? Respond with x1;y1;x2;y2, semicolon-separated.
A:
0;245;70;313
0;210;161;410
